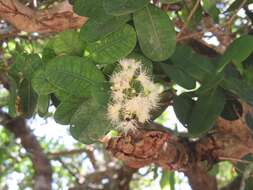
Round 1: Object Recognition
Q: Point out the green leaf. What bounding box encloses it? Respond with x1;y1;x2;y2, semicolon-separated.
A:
8;76;17;117
188;88;225;136
42;47;56;63
160;62;196;89
54;99;83;125
53;30;84;56
86;24;136;64
201;0;219;22
171;45;214;81
70;100;111;144
173;93;195;128
80;15;130;42
91;82;111;105
45;56;105;97
53;90;81;102
74;0;108;19
197;71;224;94
103;0;149;16
160;170;175;190
10;53;43;80
133;5;176;61
32;70;56;95
42;39;56;62
37;95;49;117
221;77;253;104
18;79;38;118
217;35;253;73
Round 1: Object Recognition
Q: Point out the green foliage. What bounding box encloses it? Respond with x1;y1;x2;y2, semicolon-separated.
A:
86;24;137;64
32;70;56;95
3;0;253;145
103;0;149;16
201;0;219;22
37;95;50;117
217;35;253;73
70;100;111;144
160;62;196;89
54;99;84;125
80;15;131;42
170;45;215;81
52;30;85;56
45;56;105;98
188;88;225;136
3;0;253;189
133;4;176;61
18;79;38;118
173;93;194;128
74;0;108;19
160;170;175;190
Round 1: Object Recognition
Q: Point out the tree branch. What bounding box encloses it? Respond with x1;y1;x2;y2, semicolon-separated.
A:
0;110;52;190
0;0;86;33
103;102;253;190
184;163;217;190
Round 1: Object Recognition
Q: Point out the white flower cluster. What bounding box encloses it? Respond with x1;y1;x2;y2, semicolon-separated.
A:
107;58;160;133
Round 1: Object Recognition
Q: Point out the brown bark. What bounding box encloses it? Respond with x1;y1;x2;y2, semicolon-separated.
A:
0;110;52;190
185;163;217;190
0;0;86;33
103;103;253;190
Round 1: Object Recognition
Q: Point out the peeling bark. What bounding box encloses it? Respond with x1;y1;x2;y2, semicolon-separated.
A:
103;103;253;190
0;0;86;33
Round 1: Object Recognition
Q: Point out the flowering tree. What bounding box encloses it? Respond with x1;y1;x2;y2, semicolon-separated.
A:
0;0;253;190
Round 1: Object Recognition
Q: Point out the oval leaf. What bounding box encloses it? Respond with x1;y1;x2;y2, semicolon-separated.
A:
86;24;137;64
70;100;111;144
45;56;105;97
188;88;225;136
133;5;176;61
18;79;38;118
80;15;130;42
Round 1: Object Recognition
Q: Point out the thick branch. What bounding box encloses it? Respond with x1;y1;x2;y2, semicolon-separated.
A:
103;103;253;190
185;163;217;190
0;110;52;190
0;0;86;33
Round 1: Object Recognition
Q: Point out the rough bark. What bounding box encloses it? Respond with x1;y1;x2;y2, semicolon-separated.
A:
103;103;253;190
184;163;218;190
0;110;52;190
0;0;86;33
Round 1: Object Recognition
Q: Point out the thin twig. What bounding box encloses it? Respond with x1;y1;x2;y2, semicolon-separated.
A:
176;0;248;42
226;0;248;30
176;0;201;39
219;156;252;164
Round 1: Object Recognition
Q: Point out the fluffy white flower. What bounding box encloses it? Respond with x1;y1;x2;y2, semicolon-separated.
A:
119;58;140;72
124;96;150;123
107;58;160;134
117;120;138;133
107;103;121;124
